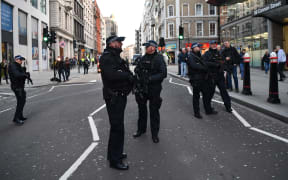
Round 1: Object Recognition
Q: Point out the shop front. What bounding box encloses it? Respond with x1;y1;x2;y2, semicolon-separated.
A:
165;43;177;64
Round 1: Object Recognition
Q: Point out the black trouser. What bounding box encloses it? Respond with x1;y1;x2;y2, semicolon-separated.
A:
190;80;213;114
65;69;70;80
58;69;66;82
105;95;127;164
178;62;181;75
84;66;89;74
12;88;26;120
278;62;286;80
0;68;9;84
135;85;162;136
209;74;231;109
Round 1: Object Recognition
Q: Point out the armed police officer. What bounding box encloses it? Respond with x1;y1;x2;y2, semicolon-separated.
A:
187;43;217;119
133;40;167;143
8;55;29;125
203;41;232;113
100;35;134;170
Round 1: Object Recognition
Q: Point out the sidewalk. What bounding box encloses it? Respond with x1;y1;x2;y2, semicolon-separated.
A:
0;67;99;90
167;65;288;123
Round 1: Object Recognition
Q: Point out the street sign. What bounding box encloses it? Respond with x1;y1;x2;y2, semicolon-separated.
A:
60;41;66;48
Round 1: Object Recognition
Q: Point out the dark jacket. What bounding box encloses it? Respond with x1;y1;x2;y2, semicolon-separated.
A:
100;47;133;99
138;52;167;85
187;51;208;81
203;48;224;76
84;59;90;67
239;52;245;64
221;46;240;71
8;62;26;89
262;53;270;63
178;52;188;64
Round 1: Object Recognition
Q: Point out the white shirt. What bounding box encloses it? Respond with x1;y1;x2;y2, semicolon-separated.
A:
277;49;286;63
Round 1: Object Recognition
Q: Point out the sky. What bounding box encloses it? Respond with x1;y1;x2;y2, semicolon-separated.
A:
97;0;145;48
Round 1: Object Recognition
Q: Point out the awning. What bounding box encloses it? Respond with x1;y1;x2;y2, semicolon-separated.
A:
205;0;246;6
253;0;288;24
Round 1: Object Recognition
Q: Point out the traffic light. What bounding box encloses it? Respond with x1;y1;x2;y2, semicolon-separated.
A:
50;30;57;44
179;26;184;40
73;40;77;49
43;27;49;43
159;37;165;47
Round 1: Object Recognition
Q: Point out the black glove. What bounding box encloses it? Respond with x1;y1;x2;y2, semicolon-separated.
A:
128;74;135;84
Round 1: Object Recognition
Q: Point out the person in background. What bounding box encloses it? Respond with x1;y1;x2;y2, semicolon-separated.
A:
57;57;66;82
179;48;188;78
177;49;181;75
0;59;9;84
64;57;71;81
276;45;286;81
262;51;270;74
239;49;246;80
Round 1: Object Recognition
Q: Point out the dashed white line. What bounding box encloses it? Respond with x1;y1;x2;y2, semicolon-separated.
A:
59;142;98;180
90;104;106;117
48;86;55;92
250;127;288;144
232;109;252;128
89;80;97;83
0;108;12;114
88;116;100;141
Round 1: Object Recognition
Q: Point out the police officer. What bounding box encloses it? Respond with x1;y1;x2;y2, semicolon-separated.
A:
186;43;217;119
203;41;232;113
133;40;167;143
100;35;133;170
83;57;90;74
8;55;28;125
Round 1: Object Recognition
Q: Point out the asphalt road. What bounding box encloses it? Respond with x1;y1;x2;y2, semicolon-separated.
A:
0;73;287;180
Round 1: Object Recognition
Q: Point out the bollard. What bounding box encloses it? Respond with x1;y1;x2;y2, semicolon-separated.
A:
242;52;252;95
267;52;281;104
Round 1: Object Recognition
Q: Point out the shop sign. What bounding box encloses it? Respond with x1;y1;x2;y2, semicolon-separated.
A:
1;2;13;32
254;1;282;16
165;44;177;50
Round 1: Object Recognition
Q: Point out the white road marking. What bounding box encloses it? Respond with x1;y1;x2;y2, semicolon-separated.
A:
0;108;12;114
89;80;97;83
48;86;55;92
59;142;98;180
90;104;106;117
250;127;288;144
88;116;100;141
168;77;288;144
232;109;252;128
0;92;14;96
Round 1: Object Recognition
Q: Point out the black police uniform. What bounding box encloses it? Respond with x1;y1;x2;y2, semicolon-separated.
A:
100;47;133;166
203;48;232;112
83;59;90;74
8;62;27;123
187;51;213;117
134;52;167;139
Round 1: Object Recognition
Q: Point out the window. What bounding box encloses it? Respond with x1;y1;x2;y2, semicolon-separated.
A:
18;10;27;45
31;0;37;8
168;23;174;38
209;5;216;15
183;23;189;37
195;4;203;16
168;5;174;17
59;7;61;26
196;22;203;37
65;13;68;30
209;22;217;36
32;17;38;40
40;0;46;14
182;4;189;16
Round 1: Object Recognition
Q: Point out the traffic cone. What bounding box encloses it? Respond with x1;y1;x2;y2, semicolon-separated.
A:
242;52;252;95
267;52;281;104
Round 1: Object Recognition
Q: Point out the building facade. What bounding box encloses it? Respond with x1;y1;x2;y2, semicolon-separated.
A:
83;0;96;58
208;0;288;67
141;0;219;63
104;15;118;38
1;0;49;72
73;0;85;61
135;27;142;55
100;13;106;52
49;0;74;62
94;0;102;55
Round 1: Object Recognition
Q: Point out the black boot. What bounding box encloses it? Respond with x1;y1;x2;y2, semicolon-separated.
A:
110;161;129;170
133;131;145;138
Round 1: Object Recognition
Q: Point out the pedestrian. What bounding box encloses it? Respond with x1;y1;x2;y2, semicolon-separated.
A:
57;57;66;82
64;57;71;81
186;43;217;119
0;59;9;84
91;56;95;67
203;40;232;113
262;50;270;74
77;58;81;73
179;48;188;77
276;45;286;81
177;49;181;75
83;57;90;74
100;35;134;170
239;49;246;80
8;55;28;125
133;40;167;143
221;41;240;92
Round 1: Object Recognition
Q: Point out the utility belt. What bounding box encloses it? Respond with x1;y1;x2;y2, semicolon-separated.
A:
106;88;127;97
